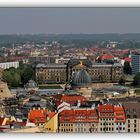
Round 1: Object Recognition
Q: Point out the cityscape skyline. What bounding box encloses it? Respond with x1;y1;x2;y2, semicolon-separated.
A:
0;8;140;34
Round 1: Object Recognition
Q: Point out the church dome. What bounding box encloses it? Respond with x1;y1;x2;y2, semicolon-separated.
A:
71;69;92;87
25;80;37;89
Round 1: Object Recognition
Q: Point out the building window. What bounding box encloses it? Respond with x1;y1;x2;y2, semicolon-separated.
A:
128;120;130;123
128;124;130;127
128;129;130;132
134;129;136;132
127;115;130;118
134;115;137;118
134;124;136;128
134;120;137;123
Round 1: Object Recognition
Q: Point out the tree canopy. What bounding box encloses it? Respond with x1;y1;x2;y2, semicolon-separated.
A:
132;73;140;87
2;64;35;87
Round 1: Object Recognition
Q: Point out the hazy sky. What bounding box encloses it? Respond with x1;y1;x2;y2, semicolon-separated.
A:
0;8;140;34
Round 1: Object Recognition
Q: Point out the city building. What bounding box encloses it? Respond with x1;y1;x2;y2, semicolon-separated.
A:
36;64;67;84
97;104;115;133
59;109;99;133
0;61;19;69
131;54;140;75
123;102;140;133
97;103;126;133
55;57;70;64
36;59;123;84
114;105;126;133
29;56;58;65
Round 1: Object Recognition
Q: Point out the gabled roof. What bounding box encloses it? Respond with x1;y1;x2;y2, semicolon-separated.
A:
123;57;132;62
97;54;114;60
59;109;99;123
98;104;114;113
28;109;48;122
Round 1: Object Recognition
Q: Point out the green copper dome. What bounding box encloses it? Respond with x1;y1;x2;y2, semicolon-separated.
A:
71;69;92;87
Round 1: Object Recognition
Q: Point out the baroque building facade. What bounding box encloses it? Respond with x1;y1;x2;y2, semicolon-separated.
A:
35;59;123;84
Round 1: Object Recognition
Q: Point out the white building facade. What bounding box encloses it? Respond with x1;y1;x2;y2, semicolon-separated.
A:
0;61;19;69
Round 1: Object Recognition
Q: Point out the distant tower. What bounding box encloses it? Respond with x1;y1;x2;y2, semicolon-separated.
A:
129;50;132;58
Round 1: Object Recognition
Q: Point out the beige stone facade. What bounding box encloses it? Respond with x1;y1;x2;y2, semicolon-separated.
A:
36;60;123;84
0;81;12;100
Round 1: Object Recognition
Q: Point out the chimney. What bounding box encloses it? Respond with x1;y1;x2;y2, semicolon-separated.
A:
77;100;81;107
91;104;95;109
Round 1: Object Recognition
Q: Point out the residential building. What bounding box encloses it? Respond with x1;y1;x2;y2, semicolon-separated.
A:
114;105;126;133
59;109;99;133
0;61;19;69
123;102;140;133
97;104;115;133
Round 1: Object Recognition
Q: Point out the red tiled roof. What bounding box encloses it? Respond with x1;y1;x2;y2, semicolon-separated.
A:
59;109;99;123
54;94;86;106
114;106;126;122
28;109;48;124
48;112;56;119
124;57;132;62
97;54;114;60
98;104;114;113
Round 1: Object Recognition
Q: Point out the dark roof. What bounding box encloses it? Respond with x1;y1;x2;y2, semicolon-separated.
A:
29;96;41;102
122;102;140;118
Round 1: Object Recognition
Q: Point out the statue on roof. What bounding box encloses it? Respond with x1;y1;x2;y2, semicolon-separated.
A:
79;60;83;66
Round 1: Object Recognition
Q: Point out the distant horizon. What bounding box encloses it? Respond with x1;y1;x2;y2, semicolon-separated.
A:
0;8;140;34
2;33;140;35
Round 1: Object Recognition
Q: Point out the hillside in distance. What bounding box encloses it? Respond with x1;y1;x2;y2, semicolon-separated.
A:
0;33;140;45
